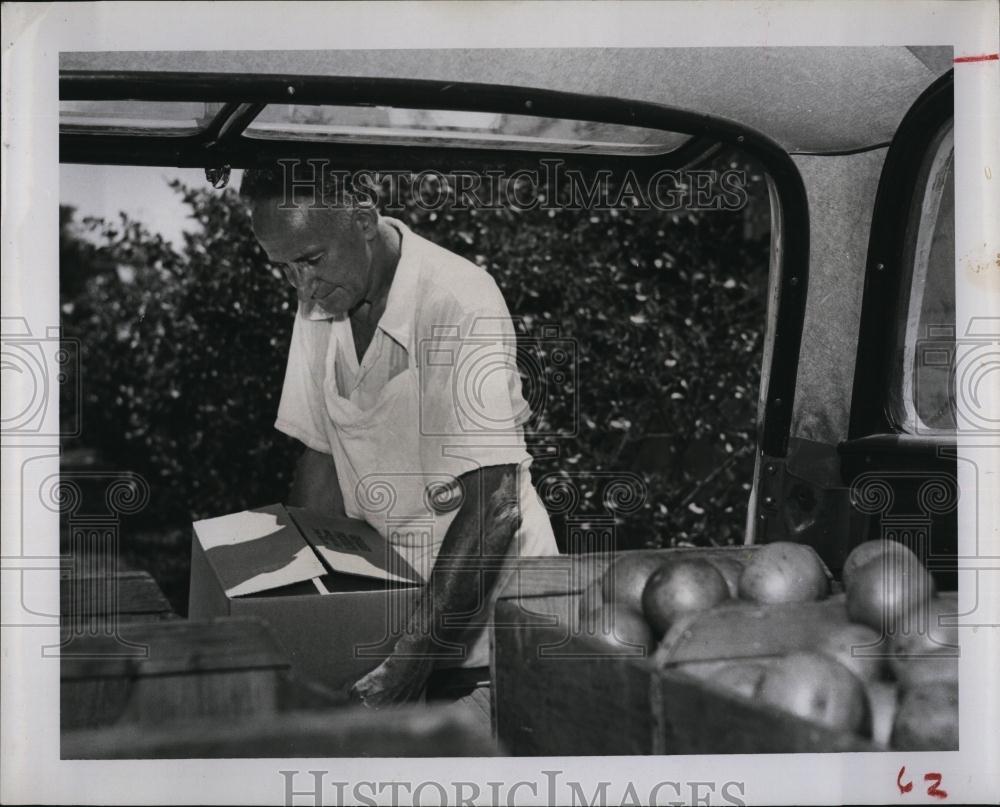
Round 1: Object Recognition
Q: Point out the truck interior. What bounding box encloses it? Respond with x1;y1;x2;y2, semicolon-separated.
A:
58;47;957;586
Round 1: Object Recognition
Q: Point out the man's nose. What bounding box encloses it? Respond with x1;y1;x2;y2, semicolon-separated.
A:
284;264;316;293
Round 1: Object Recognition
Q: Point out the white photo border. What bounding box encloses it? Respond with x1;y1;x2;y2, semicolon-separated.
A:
2;1;998;804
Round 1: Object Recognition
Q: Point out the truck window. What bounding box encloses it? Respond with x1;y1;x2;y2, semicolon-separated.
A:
894;120;955;433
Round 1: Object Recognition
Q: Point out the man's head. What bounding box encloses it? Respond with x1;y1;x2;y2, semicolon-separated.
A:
241;163;381;317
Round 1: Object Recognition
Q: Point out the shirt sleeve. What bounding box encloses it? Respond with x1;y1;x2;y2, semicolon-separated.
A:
418;301;533;481
274;309;331;454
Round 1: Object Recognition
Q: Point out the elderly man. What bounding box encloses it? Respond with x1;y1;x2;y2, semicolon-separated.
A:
240;165;558;719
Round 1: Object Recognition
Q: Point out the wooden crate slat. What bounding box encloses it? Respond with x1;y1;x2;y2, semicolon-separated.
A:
122;669;281;725
495;546;771;602
653;667;873;753
61;570;174;615
61;617;292;731
62;705;499;758
61;617;290;678
61;569;177;628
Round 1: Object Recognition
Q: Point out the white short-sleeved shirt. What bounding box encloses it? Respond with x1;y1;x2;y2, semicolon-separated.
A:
275;217;558;668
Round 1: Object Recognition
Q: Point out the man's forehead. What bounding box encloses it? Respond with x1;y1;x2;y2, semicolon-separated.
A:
249;202;321;257
253;198;336;235
251;198;316;229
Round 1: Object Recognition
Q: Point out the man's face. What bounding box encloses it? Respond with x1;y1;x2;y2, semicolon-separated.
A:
251;198;374;317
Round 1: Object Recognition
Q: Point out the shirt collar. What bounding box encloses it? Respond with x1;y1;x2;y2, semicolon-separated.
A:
300;217;419;352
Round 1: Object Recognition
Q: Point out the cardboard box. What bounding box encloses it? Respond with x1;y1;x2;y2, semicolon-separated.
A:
189;504;422;693
492;548;878;755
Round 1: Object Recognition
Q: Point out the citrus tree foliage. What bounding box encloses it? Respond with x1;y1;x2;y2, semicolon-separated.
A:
61;190;300;524
61;161;769;550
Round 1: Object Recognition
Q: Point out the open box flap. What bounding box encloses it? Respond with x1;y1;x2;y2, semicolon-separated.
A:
287;507;421;585
193;503;326;597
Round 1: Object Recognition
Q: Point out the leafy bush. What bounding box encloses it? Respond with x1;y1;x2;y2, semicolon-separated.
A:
62;189;300;527
61;158;769;557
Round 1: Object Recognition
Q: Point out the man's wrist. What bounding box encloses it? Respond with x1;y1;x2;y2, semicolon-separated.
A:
391;631;433;659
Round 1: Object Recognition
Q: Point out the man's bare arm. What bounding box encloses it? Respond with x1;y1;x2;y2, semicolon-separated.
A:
349;464;520;706
287;446;347;517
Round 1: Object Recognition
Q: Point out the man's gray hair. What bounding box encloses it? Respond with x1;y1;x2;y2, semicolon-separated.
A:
239;160;364;210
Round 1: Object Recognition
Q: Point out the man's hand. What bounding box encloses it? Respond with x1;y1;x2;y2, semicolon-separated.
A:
348;653;434;709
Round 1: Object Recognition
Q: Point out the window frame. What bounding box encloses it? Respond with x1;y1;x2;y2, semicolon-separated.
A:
59;68;810;463
893;121;955;435
848;70;955;441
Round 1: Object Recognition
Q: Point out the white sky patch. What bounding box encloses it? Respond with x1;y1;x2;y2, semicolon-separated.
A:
60;164;243;245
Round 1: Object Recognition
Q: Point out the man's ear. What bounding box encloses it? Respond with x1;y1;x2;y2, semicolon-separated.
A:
353;206;380;241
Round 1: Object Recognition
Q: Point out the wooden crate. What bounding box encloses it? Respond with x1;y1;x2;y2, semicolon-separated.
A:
60;569;176;625
492;550;874;756
494;546;765;601
60;617;291;731
62;703;498;758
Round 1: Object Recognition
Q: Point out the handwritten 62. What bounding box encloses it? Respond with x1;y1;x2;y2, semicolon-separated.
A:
897;767;948;800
